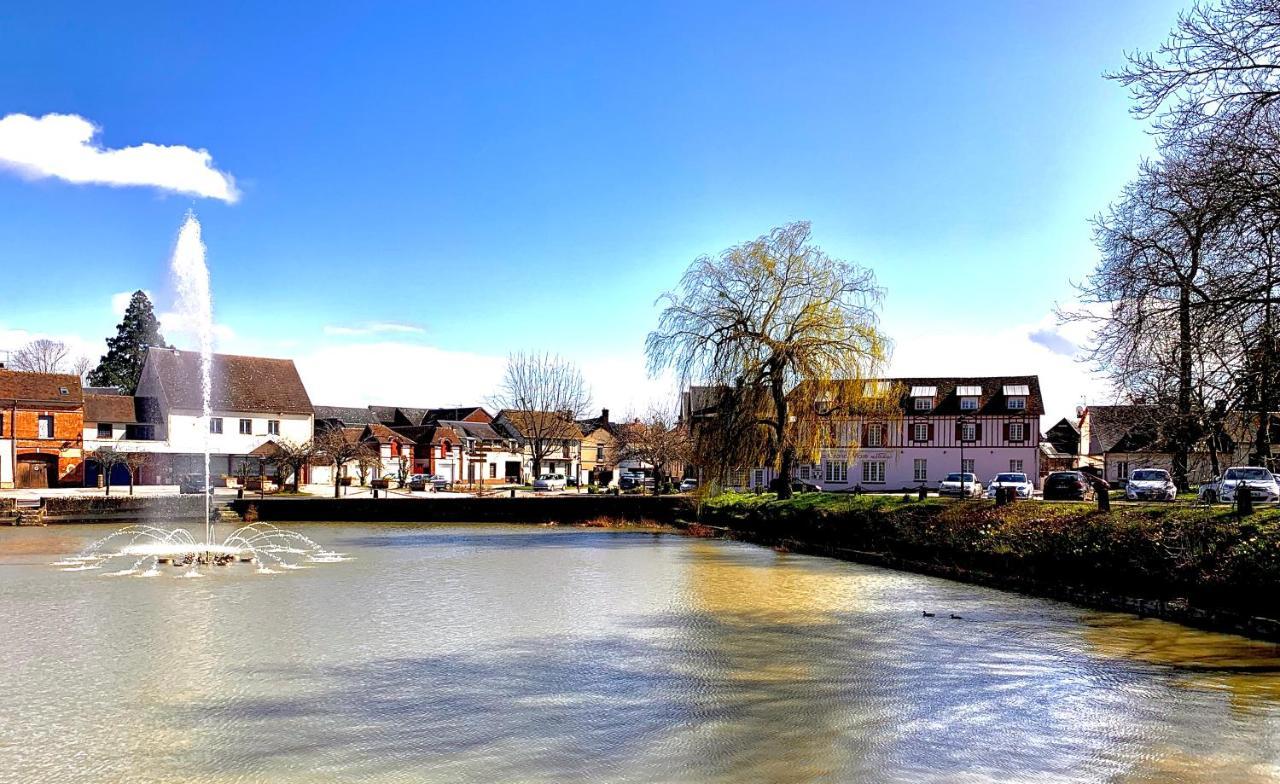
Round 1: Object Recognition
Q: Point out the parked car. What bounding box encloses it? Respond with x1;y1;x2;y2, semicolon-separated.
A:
619;472;654;491
938;472;983;498
1198;466;1280;504
533;473;567;491
1042;471;1094;501
178;474;214;495
790;480;821;494
407;473;451;491
679;478;699;492
1125;468;1177;501
985;472;1035;500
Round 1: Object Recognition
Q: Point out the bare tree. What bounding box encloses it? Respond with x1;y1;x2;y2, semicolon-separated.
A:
490;352;591;479
314;428;377;498
1110;0;1280;143
72;356;93;380
10;339;70;373
121;452;151;496
86;447;126;496
615;409;692;494
647;221;888;499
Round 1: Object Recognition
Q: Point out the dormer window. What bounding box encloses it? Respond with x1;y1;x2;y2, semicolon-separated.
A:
910;386;936;412
960;397;979;410
914;397;932;411
1008;397;1026;410
1003;385;1029;410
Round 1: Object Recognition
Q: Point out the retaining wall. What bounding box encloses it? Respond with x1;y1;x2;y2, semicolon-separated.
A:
230;495;696;524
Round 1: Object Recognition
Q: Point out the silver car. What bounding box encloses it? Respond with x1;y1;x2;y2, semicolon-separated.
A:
985;472;1034;499
533;473;567;491
1125;469;1176;501
939;472;983;498
1198;467;1280;504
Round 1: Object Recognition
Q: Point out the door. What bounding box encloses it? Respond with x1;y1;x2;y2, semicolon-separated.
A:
17;455;56;488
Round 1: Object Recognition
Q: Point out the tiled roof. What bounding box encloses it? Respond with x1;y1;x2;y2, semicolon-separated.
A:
146;348;313;415
84;394;140;424
0;370;83;404
1083;405;1165;454
363;423;412;444
426;406;490;423
495;410;584;441
436;419;503;441
314;405;378;426
82;386;122;396
802;376;1045;417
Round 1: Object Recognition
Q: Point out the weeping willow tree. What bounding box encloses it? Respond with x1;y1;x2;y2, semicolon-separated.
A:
647;221;889;499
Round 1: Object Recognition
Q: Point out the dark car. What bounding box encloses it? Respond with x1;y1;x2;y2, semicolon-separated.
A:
1042;471;1094;501
178;474;214;495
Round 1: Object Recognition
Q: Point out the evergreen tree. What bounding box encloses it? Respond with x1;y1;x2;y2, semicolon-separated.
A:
88;291;168;393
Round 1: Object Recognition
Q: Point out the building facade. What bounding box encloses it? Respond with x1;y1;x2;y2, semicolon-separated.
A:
133;348;315;484
0;370;85;489
741;376;1044;491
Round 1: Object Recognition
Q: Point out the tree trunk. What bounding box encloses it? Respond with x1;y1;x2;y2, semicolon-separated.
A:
129;469;135;496
770;364;794;500
1174;284;1194;491
334;463;341;499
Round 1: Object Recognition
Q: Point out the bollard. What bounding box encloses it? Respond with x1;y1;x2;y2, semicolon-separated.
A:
510;488;516;498
918;484;927;501
994;487;1006;506
1238;484;1255;516
237;487;244;500
373;487;379;499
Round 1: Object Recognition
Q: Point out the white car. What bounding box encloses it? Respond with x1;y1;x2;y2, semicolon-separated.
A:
679;478;698;492
939;472;983;498
1125;468;1177;501
1198;467;1280;504
533;473;567;491
985;472;1034;500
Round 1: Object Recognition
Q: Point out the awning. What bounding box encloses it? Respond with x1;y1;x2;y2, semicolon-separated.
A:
909;386;937;397
1003;385;1030;396
955;385;982;396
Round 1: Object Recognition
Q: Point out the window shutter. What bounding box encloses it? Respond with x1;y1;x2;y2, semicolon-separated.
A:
861;423;868;445
927;423;935;441
955;422;963;441
975;423;983;441
1003;423;1011;441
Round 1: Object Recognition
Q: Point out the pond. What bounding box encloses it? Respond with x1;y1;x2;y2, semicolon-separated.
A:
2;523;1280;783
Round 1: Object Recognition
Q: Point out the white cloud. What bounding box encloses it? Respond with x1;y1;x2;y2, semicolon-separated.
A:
0;325;101;373
322;322;427;337
0;113;239;203
157;310;236;346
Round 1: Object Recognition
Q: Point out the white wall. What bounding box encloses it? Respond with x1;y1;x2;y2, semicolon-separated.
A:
153;410;313;455
0;439;11;486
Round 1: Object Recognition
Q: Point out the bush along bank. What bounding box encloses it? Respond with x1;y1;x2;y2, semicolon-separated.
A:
697;492;1280;640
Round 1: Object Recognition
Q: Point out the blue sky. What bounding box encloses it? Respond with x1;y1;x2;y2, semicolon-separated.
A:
0;2;1181;418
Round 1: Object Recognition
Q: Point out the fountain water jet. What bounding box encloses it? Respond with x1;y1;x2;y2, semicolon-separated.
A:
57;213;349;577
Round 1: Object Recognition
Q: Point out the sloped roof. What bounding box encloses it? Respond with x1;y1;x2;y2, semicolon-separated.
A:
436;419;503;441
367;405;401;424
1083;405;1165;454
84;394;140;424
797;376;1045;417
363;423;412;445
314;405;378;426
495;410;583;440
83;386;122;396
146;349;312;415
426;406;490;423
0;370;83;404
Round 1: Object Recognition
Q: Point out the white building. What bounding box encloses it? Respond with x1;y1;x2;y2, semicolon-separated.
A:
133;347;315;484
734;376;1045;491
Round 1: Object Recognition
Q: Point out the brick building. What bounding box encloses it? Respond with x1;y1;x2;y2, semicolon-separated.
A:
0;369;85;488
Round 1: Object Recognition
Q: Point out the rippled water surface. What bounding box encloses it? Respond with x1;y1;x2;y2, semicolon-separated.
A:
4;523;1280;783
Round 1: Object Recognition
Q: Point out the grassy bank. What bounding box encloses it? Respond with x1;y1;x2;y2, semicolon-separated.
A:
699;492;1280;635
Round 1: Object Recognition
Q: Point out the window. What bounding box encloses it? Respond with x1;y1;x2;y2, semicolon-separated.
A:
960;397;979;410
913;423;929;442
753;468;766;488
1010;459;1024;473
962;459;975;475
1009;422;1024;442
267;419;280;436
97;423;112;439
799;465;811;480
961;422;977;441
239;418;252;435
914;458;928;482
1008;397;1026;410
866;423;882;447
125;424;154;440
914;397;932;411
862;460;886;484
1116;461;1129;479
209;417;223;434
562;444;571;458
595;443;604;461
37;415;53;438
489;463;497;479
824;460;848;483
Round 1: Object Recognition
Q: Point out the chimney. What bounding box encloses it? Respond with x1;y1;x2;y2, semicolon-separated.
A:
601;408;609;423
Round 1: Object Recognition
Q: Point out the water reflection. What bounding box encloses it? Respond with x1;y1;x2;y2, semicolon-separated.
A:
2;524;1280;783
